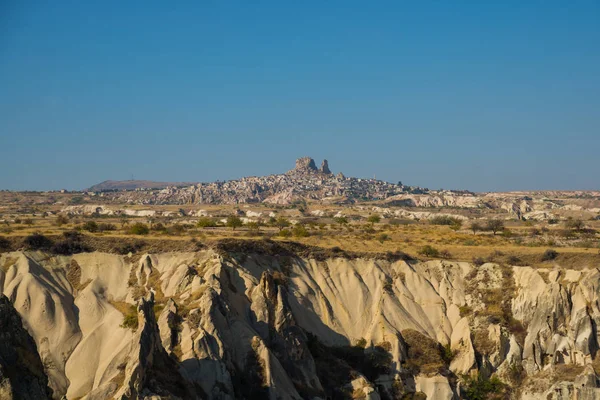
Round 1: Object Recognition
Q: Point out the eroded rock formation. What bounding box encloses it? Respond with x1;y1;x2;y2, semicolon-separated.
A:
2;248;600;399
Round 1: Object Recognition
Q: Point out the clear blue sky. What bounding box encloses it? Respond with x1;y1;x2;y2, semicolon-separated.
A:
1;1;598;192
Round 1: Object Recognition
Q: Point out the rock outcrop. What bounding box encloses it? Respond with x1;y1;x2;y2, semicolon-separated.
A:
114;293;196;399
0;294;53;400
3;248;600;399
320;159;331;174
293;157;318;174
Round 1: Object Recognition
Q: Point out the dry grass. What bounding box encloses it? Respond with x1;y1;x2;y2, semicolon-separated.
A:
1;200;598;271
401;329;446;375
109;300;138;330
65;259;91;292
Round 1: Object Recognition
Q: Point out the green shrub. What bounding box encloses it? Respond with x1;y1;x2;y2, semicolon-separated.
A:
418;245;440;258
120;305;139;330
166;224;186;235
500;229;514;238
334;216;348;226
98;223;116;232
82;221;99;232
23;233;53;250
472;257;485;266
485;219;505;235
114;240;146;255
151;222;166;232
56;215;69;226
292;224;309;237
430;216;462;228
226;215;243;230
377;233;390;243
506;255;521;265
197;217;216;228
439;249;452;259
274;216;290;231
541;248;558;261
70;196;84;204
462;374;505;400
459;305;472;317
367;215;381;225
246;221;260;234
279;229;292;238
128;223;150;235
51;231;90;255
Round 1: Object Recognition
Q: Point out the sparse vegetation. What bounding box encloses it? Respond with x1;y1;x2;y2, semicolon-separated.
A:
401;329;447;375
292;223;309;237
462;374;505;400
430;216;463;230
128;222;150;235
51;231;90;255
418;245;440;258
197;217;217;228
111;302;138;330
56;214;69;227
23;233;53;250
541;248;558;261
82;221;99;232
485;219;505;235
274;216;291;231
367;215;380;226
226;215;243;230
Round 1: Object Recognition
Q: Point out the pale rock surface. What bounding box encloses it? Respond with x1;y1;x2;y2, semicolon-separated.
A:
414;375;454;400
3;248;600;399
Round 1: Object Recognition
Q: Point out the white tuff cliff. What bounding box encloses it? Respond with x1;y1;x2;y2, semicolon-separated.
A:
1;247;600;399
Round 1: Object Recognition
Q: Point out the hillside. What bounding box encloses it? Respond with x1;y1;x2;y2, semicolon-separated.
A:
87;179;198;191
87;157;426;205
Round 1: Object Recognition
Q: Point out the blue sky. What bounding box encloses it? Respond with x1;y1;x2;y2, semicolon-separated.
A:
1;1;598;192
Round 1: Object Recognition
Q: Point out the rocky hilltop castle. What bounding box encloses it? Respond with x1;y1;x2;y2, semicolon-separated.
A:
91;157;415;205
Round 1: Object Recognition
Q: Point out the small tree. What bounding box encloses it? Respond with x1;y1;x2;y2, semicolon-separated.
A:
82;221;98;233
377;233;390;243
226;215;243;231
565;219;584;231
197;217;216;228
24;218;34;226
486;219;505;235
56;215;69;227
470;222;482;235
367;215;381;226
279;228;292;238
247;221;260;234
129;222;150;235
292;224;309;237
418;245;440;258
334;216;348;228
275;216;290;231
120;216;130;228
541;249;558;261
